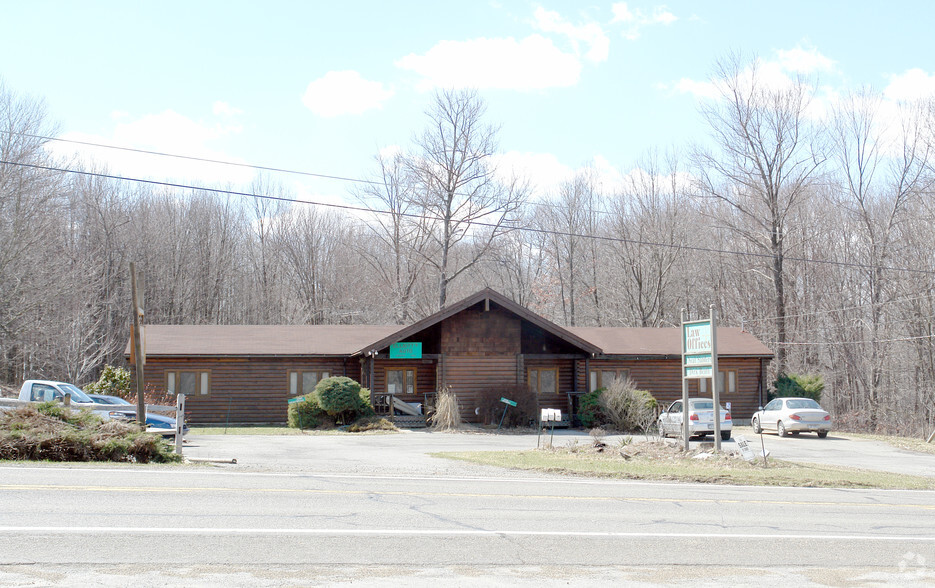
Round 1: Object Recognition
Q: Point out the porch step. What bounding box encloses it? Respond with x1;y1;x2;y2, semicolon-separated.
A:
391;415;428;429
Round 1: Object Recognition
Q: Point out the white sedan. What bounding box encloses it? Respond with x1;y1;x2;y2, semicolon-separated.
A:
658;398;732;441
751;397;831;438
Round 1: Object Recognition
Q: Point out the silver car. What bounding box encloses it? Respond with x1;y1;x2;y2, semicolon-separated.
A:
751;397;831;438
658;398;732;441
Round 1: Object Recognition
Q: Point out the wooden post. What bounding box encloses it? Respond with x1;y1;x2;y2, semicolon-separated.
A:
711;305;721;453
130;262;146;428
680;308;690;451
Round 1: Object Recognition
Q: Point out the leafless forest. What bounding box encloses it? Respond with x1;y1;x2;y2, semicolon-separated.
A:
2;55;934;435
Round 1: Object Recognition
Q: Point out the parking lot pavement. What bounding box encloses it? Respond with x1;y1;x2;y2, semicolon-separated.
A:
180;427;935;478
181;428;615;476
732;426;935;478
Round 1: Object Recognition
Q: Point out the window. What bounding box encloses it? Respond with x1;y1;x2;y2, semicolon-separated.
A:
289;370;330;395
166;371;210;396
528;367;558;395
386;368;416;395
699;370;737;395
589;368;630;392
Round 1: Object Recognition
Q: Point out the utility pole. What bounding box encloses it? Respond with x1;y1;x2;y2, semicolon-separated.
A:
130;262;146;428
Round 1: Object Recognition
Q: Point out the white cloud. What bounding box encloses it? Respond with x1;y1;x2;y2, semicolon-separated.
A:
492;151;574;195
532;6;609;63
777;46;835;74
610;2;677;40
672;46;834;103
396;35;581;91
610;2;635;23
670;78;720;100
302;70;394;117
212;101;244;117
47;109;252;185
884;68;935;101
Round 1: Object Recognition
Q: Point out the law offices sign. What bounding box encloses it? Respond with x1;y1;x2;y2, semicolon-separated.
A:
680;307;722;450
683;320;713;379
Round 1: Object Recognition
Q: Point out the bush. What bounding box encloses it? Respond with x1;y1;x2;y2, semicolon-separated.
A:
316;377;374;424
429;386;461;431
770;373;824;402
474;384;538;427
599;378;658;434
577;390;607;429
345;417;397;432
84;365;132;397
0;403;180;463
287;393;330;429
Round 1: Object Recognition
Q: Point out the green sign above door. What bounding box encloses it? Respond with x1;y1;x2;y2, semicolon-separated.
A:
389;342;422;359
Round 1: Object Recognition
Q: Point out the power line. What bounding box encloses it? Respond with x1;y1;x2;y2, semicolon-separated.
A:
4;158;935;277
0;129;624;217
0;130;383;186
743;292;935;324
767;332;935;347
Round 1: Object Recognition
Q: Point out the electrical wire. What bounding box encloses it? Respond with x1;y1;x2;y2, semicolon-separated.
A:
1;130;633;217
742;292;935;324
4;158;935;277
0;130;383;186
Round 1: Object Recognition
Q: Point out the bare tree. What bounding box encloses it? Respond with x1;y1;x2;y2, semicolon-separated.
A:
410;88;528;309
829;90;932;424
693;53;825;374
0;82;63;382
355;150;430;323
609;150;688;327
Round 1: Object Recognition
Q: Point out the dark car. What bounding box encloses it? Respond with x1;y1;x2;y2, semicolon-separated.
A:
87;394;188;436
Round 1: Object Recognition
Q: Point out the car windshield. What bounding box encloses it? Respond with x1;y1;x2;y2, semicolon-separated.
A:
691;401;714;410
59;384;93;403
786;398;821;410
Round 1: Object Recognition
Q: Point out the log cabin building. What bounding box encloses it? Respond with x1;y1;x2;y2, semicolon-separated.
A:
131;288;773;425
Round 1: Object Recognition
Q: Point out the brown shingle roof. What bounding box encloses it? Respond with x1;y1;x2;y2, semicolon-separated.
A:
136;324;401;357
567;327;773;357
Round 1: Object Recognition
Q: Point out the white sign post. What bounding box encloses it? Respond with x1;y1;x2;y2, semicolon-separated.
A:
681;307;721;451
175;394;186;455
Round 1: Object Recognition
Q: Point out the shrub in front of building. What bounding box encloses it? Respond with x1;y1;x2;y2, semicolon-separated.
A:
287;393;330;429
770;373;824;403
314;376;375;425
474;384;538;427
577;389;607;428
599;378;658;434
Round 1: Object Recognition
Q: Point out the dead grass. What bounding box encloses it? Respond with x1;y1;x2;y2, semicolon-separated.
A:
0;403;180;463
434;438;935;490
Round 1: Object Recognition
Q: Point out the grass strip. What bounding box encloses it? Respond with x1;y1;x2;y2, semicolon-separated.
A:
433;449;935;490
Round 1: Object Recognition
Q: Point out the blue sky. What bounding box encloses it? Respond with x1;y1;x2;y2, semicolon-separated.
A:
3;1;934;205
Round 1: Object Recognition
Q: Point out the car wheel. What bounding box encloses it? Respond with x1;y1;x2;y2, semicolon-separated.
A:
777;421;787;438
721;430;731;441
752;417;761;434
658;422;667;438
817;430;828;438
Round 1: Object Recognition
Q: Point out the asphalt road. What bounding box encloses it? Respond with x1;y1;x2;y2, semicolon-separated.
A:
2;459;935;586
2;429;935;586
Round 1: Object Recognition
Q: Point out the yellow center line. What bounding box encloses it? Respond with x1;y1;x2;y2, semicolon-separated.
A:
1;484;932;510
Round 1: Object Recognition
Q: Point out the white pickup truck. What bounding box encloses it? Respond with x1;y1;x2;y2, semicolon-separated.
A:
6;380;135;421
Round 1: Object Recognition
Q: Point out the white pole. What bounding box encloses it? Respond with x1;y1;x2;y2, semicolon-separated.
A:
175;394;186;454
711;305;721;452
681;308;690;451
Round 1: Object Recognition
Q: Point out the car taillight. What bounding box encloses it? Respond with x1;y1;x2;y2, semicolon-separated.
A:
689;413;699;421
823;415;831;421
725;413;732;420
790;414;801;421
